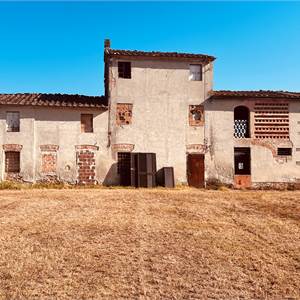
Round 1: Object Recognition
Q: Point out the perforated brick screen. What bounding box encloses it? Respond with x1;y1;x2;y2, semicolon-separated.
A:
254;102;289;139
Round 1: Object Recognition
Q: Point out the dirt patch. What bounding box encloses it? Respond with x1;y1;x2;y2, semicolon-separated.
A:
0;189;299;299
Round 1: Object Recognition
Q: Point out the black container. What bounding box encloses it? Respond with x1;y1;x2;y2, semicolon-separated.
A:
156;167;175;188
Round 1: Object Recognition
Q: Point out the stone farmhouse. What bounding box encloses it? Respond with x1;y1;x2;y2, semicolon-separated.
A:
0;39;299;188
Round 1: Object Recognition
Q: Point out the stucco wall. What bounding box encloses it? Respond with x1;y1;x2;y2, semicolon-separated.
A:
205;98;300;184
108;58;213;184
0;106;111;183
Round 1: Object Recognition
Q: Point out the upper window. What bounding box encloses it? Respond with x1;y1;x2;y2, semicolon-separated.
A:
234;106;250;138
6;112;20;132
189;64;202;81
118;62;131;79
277;148;292;156
189;105;204;126
81;114;93;133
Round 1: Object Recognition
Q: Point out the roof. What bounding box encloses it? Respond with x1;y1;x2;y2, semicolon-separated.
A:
0;93;107;108
105;48;215;63
210;90;300;99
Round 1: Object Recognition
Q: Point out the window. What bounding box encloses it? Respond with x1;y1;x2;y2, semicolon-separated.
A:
81;114;93;133
277;148;292;156
189;64;202;81
118;62;131;79
234;106;250;138
6;112;20;132
189;105;204;126
116;103;133;125
5;151;20;173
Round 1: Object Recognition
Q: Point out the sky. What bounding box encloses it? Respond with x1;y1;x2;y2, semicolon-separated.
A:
0;2;299;96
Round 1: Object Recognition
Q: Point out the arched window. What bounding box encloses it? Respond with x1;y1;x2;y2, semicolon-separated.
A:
234;106;250;138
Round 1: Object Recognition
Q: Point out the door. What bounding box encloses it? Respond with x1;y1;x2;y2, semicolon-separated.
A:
187;154;205;188
234;147;251;188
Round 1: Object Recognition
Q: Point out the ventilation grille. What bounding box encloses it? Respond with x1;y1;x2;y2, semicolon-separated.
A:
254;102;289;139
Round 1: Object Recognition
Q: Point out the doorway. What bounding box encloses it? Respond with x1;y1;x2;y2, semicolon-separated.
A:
234;147;251;188
187;154;205;188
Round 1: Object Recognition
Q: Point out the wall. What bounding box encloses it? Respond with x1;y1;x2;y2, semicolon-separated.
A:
0;106;111;183
108;58;214;184
205;98;300;185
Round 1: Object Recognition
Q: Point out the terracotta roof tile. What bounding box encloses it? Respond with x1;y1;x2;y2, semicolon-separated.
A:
105;48;215;62
210;90;300;99
0;93;107;108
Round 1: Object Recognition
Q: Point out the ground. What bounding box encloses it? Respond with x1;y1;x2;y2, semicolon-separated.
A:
0;188;299;299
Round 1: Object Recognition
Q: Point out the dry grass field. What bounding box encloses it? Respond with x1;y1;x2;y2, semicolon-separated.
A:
0;188;299;299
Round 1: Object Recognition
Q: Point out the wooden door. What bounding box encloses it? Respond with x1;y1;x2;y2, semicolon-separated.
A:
187;154;205;188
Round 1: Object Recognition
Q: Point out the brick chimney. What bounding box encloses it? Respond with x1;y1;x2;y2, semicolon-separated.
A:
104;39;111;49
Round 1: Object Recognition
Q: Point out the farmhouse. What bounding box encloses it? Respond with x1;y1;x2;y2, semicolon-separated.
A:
0;39;299;188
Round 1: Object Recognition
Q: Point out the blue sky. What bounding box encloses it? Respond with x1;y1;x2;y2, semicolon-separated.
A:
0;2;299;96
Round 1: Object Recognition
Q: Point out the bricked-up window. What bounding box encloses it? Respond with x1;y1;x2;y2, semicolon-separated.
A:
5;151;20;173
118;62;131;79
81;114;93;133
116;103;133;125
6;112;20;132
189;65;202;81
277;148;292;156
189;105;204;126
254;102;289;139
42;154;57;173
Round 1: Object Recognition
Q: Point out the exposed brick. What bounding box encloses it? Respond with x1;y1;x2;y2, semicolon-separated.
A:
189;105;204;126
112;143;135;152
41;153;57;174
3;144;22;152
40;144;59;152
116;103;133;125
76;146;97;184
75;145;99;151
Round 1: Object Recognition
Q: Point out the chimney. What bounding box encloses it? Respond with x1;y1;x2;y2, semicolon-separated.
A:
104;39;111;49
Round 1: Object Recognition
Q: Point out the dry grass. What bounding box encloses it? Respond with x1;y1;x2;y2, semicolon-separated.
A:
0;189;299;299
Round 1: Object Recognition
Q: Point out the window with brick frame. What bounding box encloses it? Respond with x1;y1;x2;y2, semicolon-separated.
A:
81;114;93;133
189;105;204;126
118;62;131;79
116;103;133;125
5;151;20;173
6;111;20;132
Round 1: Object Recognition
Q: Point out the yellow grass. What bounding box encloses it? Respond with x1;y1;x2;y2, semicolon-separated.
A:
0;189;299;299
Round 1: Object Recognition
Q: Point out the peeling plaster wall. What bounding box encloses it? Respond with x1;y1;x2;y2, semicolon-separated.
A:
205;98;300;184
108;58;214;184
0;106;111;183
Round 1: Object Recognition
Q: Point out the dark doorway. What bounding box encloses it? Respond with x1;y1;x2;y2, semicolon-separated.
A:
234;147;251;175
187;154;205;188
234;147;251;188
118;152;157;187
118;152;131;186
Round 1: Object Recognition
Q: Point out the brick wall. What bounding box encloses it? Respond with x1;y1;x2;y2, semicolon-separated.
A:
41;154;56;173
75;145;98;184
40;144;58;175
